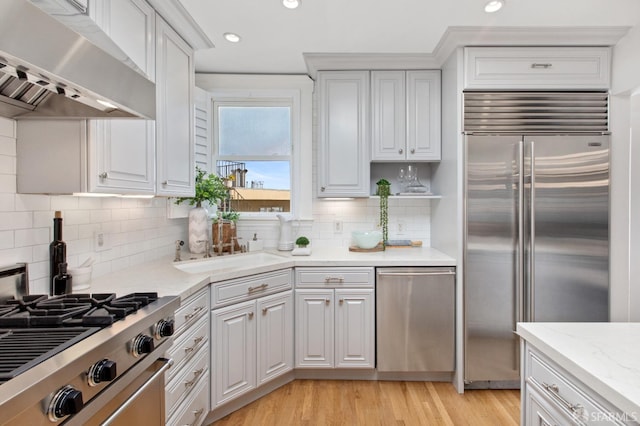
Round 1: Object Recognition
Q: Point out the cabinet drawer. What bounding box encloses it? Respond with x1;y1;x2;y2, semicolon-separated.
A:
295;267;374;288
166;370;209;426
166;315;209;382
527;350;626;425
211;269;292;308
464;47;610;89
174;289;209;336
166;346;209;417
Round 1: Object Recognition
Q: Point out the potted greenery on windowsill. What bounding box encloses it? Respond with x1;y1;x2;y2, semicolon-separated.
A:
175;167;231;254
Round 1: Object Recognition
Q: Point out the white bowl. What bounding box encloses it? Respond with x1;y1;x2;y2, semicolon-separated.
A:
352;230;383;249
68;266;92;292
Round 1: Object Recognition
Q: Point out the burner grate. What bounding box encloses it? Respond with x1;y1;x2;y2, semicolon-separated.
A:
0;327;98;382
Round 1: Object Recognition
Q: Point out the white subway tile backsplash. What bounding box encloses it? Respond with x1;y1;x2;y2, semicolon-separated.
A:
15;194;51;211
50;196;79;211
0;155;15;174
0;194;14;211
65;210;93;225
14;228;49;247
0;231;14;249
0;118;15;138
0;212;32;231
0;136;16;156
0;175;16;193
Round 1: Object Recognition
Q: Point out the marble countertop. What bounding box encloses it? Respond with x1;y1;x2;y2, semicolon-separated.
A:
517;322;640;417
88;246;456;301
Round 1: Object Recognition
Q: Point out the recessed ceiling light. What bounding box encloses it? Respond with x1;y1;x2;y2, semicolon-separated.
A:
282;0;300;9
223;32;241;43
484;0;504;13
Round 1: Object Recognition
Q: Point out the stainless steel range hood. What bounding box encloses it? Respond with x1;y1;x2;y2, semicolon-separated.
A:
0;0;155;119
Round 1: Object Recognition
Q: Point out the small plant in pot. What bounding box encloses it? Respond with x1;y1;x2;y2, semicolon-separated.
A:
175;167;230;254
295;236;310;248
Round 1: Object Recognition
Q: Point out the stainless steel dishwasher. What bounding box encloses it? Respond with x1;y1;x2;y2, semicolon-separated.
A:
376;267;455;372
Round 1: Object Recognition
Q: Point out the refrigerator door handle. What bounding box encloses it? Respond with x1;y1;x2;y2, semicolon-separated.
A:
529;140;536;322
515;139;524;373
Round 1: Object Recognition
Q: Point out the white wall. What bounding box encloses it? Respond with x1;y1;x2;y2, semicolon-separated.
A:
0;117;187;294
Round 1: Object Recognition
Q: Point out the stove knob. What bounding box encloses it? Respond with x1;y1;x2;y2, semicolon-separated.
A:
88;359;117;386
131;334;155;357
154;318;175;339
48;385;84;421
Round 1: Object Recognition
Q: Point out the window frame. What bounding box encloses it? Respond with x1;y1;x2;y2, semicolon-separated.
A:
211;90;301;220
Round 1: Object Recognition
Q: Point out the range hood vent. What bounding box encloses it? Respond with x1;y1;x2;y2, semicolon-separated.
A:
0;0;155;119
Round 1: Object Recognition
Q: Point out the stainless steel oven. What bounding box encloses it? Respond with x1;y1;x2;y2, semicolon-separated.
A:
0;264;180;425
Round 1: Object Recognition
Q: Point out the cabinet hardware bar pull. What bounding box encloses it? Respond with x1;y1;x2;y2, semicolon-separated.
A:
184;368;204;388
531;63;552;69
184;336;205;354
324;276;344;283
541;382;585;415
248;283;269;293
99;172;108;179
186;408;205;426
184;305;204;322
377;271;456;277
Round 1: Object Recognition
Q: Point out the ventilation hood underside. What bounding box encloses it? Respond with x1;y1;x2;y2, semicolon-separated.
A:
0;0;155;119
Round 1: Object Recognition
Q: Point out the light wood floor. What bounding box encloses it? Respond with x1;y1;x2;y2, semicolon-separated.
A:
210;380;520;426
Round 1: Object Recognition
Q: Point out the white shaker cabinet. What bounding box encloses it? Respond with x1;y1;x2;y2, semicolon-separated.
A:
295;267;375;369
155;14;195;197
371;70;441;161
316;71;370;197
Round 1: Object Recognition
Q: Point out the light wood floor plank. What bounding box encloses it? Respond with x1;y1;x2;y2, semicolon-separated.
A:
210;380;520;426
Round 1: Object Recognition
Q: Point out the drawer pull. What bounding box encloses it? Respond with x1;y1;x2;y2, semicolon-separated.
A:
185;408;204;426
542;382;585;417
248;283;269;293
324;276;344;283
184;336;205;354
184;368;204;388
184;305;204;322
531;63;553;69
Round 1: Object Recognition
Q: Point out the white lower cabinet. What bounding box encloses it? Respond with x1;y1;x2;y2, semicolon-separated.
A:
211;280;293;408
522;343;629;426
295;267;375;369
165;288;210;426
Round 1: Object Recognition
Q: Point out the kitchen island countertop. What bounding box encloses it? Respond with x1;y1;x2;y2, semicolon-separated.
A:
88;246;455;301
517;322;640;419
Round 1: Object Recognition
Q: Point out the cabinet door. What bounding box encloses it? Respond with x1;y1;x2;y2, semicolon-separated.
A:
156;15;195;197
317;71;370;197
87;120;155;194
257;291;293;385
212;300;256;407
295;289;334;368
89;0;155;79
406;70;441;161
525;384;575;426
335;289;375;368
371;71;405;161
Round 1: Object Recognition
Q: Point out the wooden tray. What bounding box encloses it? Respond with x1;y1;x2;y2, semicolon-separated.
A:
386;240;423;248
349;243;384;252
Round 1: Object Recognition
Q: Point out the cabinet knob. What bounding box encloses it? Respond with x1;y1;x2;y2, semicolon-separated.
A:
398;148;403;154
410;148;415;154
325;299;330;305
248;311;254;319
99;172;108;180
320;186;325;192
162;180;168;186
262;307;268;315
339;299;344;305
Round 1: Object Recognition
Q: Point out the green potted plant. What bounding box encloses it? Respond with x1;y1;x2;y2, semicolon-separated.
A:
175;167;230;254
376;179;391;249
295;236;310;248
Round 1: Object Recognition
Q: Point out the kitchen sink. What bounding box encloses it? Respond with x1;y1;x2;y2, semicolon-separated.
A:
173;251;288;274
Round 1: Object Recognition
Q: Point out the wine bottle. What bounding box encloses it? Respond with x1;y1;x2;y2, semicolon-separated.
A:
49;211;67;295
52;262;72;295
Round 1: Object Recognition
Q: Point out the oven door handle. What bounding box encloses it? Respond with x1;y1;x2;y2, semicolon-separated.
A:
100;358;174;426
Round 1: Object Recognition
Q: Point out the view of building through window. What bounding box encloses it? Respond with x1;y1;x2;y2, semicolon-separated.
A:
214;104;292;213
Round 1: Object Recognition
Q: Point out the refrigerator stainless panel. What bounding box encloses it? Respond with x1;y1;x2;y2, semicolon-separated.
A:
464;135;522;383
524;135;609;322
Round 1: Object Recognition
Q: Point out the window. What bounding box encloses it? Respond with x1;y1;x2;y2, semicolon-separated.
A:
214;99;293;214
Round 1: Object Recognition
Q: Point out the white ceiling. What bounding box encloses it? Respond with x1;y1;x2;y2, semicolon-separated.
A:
179;0;640;75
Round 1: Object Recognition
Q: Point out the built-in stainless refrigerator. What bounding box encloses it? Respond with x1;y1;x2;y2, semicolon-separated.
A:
463;91;610;387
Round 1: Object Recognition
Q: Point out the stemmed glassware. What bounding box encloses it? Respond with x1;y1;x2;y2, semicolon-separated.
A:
397;168;405;194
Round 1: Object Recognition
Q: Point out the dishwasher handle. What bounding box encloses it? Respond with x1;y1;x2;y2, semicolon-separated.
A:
377;271;455;277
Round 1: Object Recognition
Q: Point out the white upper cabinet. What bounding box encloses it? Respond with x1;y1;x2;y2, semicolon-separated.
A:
317;71;370;198
155;15;195;197
371;70;441;161
464;47;611;90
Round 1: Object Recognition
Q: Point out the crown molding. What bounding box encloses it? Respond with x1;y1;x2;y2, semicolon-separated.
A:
304;26;631;79
147;0;214;50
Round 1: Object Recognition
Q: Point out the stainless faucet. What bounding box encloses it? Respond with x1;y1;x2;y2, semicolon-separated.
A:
174;240;184;262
